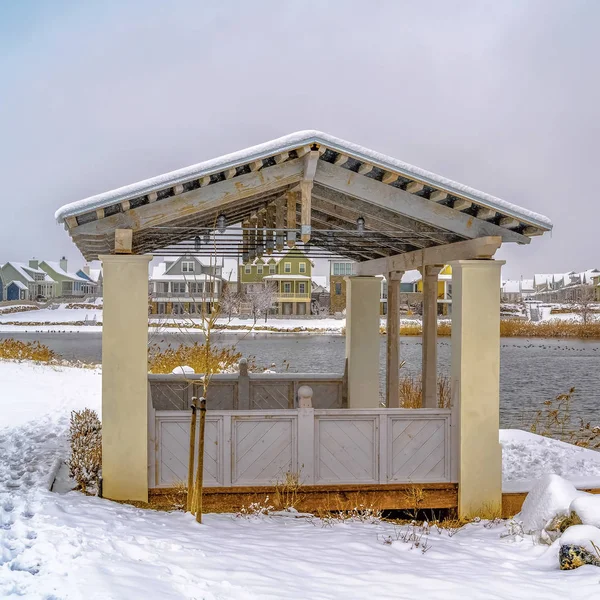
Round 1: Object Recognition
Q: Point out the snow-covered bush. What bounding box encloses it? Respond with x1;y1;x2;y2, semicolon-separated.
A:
67;408;102;494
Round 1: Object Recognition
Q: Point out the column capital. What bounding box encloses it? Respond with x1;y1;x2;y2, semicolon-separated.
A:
99;254;153;264
418;264;444;276
448;259;505;270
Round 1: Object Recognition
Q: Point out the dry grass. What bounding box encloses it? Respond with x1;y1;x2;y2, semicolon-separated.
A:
273;471;304;511
0;338;56;362
529;387;600;448
0;305;39;315
378;319;600;339
147;342;242;374
398;375;451;409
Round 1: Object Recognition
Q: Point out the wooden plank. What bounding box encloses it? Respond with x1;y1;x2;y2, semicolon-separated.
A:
150;482;459;512
355;236;503;276
499;217;520;229
430;190;448;202
386;275;401;408
453;199;472;211
405;182;424;194
357;163;373;176
476;207;496;220
275;196;285;251
314;160;529;244
381;172;398;184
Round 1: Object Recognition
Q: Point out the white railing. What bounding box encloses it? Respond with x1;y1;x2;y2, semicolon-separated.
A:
276;292;310;300
149;408;453;488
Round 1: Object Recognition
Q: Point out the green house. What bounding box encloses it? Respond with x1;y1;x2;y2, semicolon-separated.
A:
239;250;313;315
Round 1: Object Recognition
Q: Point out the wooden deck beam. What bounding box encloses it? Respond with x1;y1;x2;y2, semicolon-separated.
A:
356;236;503;276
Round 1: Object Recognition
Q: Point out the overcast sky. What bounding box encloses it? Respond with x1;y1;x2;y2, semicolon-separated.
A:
1;0;598;279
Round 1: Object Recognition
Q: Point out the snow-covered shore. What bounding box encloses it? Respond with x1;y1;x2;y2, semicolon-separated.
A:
2;360;600;598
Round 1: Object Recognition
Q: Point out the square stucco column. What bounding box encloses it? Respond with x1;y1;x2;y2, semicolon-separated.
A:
100;254;152;502
345;276;381;408
450;259;504;518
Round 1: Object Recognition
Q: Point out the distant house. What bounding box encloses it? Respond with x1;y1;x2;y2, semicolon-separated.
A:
0;260;58;301
149;255;226;315
240;250;313;316
311;276;330;313
39;258;96;297
77;266;103;297
532;269;600;302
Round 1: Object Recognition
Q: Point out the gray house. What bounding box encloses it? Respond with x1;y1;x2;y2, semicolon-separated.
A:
149;255;226;315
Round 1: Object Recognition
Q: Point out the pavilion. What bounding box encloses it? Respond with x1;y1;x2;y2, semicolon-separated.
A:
56;130;552;516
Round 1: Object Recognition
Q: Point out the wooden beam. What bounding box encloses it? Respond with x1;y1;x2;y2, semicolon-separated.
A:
147;192;158;203
273;152;288;164
172;184;184;195
314;160;529;244
357;163;373;176
121;200;131;211
381;172;398;185
334;153;349;166
523;226;544;237
405;182;424;194
430;190;448;202
356;236;503;276
248;160;263;172
301;150;319;243
275;196;285;251
223;168;236;180
499;217;521;229
453;199;472;211
96;208;105;220
286;191;297;247
476;207;496;220
295;145;312;158
65;216;78;229
115;228;133;254
199;176;211;187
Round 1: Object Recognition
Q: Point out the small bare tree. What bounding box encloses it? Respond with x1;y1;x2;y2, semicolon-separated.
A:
246;282;277;323
220;284;241;322
571;286;597;325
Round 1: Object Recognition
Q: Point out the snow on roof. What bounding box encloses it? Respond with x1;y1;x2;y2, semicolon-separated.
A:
87;268;102;282
520;279;534;290
8;280;28;290
5;262;53;283
42;261;90;283
151;273;218;282
55;130;552;230
502;280;521;294
312;275;328;290
401;270;422;284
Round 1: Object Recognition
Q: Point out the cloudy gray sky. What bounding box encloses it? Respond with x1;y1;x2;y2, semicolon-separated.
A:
1;0;598;279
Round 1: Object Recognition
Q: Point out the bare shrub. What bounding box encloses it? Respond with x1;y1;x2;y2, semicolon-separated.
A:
0;339;56;362
273;471;304;511
68;408;102;494
398;375;452;409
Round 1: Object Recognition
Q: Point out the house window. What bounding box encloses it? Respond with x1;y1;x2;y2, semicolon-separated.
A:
269;264;276;274
335;282;342;295
172;282;186;293
299;262;306;274
182;261;195;273
284;262;291;273
245;265;251;274
346;263;354;275
257;265;263;275
298;282;306;294
284;282;292;293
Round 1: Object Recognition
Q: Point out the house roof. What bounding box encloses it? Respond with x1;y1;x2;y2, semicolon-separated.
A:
55;130;552;262
502;280;521;294
4;262;54;283
41;261;91;283
8;280;28;290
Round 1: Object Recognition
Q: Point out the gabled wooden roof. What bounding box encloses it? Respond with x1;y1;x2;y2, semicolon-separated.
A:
55;130;552;262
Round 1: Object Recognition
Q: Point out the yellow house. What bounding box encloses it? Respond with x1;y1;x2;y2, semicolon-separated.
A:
416;265;452;315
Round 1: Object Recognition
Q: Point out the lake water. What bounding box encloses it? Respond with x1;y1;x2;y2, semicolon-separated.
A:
2;331;599;429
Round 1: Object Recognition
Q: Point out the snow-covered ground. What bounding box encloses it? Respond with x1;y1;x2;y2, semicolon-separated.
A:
2;361;600;598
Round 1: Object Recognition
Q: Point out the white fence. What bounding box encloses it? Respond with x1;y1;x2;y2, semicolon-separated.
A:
149;408;454;488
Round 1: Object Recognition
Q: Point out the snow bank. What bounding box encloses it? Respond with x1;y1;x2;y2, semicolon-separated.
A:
501;429;600;492
571;495;600;528
518;474;588;534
